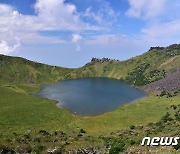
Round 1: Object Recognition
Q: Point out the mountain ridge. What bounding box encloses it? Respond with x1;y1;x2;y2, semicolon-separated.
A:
0;43;180;89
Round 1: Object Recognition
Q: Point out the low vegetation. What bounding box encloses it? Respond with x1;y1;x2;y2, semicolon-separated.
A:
1;44;180;86
0;44;180;153
0;103;179;153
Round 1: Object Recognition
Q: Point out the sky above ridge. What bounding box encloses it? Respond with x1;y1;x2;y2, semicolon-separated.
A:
0;0;180;67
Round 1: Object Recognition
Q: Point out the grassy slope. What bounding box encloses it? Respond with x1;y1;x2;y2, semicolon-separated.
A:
0;44;180;85
69;44;180;86
0;83;180;137
0;54;73;84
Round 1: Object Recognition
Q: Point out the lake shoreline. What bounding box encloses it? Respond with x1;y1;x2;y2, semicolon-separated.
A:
33;77;147;116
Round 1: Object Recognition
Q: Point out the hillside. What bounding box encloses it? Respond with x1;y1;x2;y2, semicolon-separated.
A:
0;54;73;84
80;44;180;87
0;44;180;88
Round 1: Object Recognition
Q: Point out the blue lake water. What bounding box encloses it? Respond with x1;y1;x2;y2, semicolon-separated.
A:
34;78;147;116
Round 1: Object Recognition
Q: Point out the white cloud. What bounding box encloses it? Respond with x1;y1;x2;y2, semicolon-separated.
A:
0;4;13;15
34;0;84;31
72;34;82;51
125;0;180;47
0;0;98;55
83;1;119;26
85;34;119;45
21;32;66;44
0;40;20;55
141;20;180;46
72;34;82;43
126;0;167;19
84;34;144;49
0;0;179;56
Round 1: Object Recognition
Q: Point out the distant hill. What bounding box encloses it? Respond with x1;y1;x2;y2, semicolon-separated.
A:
0;54;73;83
0;44;180;90
81;44;180;87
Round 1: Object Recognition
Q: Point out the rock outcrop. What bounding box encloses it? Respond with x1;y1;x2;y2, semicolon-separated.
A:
140;69;180;92
91;57;119;63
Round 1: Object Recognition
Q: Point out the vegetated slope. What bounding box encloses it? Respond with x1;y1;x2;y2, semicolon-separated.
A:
0;54;73;84
0;44;180;86
0;100;180;153
82;44;180;87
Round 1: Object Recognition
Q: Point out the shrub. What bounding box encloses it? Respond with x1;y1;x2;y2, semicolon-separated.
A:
160;91;167;97
174;110;180;121
109;145;125;154
130;125;135;129
54;131;58;136
39;130;49;135
155;121;162;126
170;105;177;110
33;137;41;143
147;123;154;127
173;140;180;150
77;133;83;137
161;112;173;122
0;145;14;154
33;145;45;153
79;128;86;134
130;140;135;145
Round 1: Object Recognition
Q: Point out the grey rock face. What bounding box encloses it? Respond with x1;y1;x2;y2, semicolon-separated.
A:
140;70;180;92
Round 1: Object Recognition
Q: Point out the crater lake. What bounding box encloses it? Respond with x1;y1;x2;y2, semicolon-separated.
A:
34;78;147;116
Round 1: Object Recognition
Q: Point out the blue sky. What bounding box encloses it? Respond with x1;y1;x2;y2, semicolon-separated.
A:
0;0;179;67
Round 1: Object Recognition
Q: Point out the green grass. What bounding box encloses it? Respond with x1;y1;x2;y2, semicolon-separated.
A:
0;44;180;152
1;83;180;137
159;55;180;71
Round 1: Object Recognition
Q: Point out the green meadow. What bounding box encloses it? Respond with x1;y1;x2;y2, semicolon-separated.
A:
1;83;179;137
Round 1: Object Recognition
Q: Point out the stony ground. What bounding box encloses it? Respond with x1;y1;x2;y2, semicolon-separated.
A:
140;69;180;92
